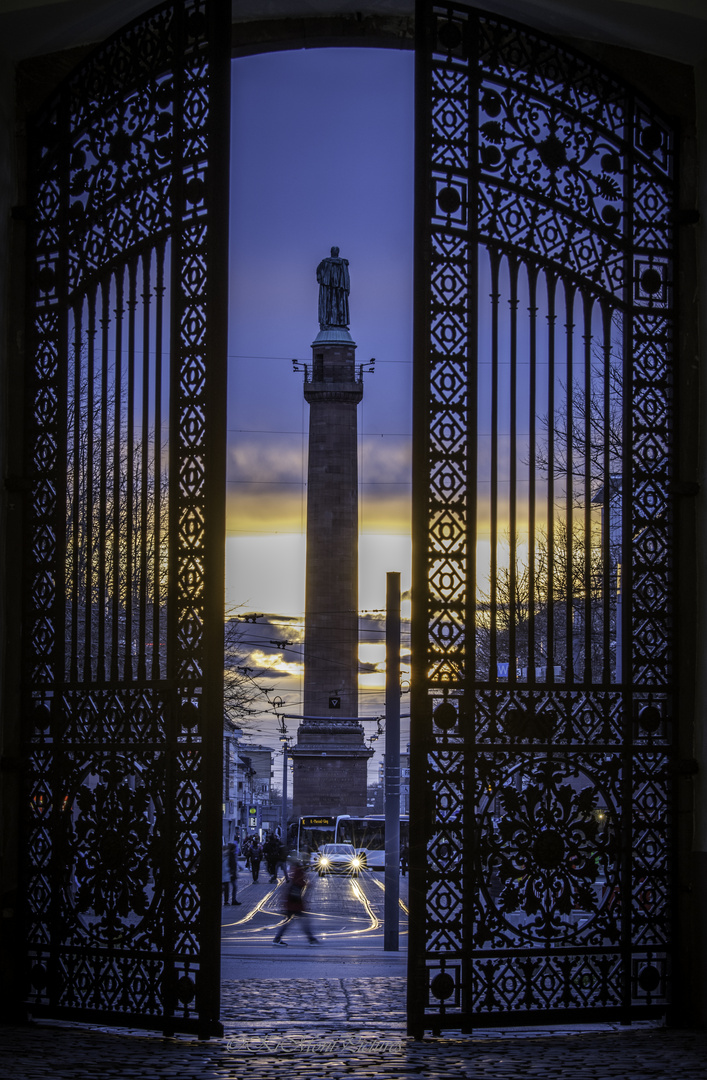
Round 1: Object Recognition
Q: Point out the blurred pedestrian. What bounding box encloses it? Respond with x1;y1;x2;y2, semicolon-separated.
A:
222;842;242;905
264;832;279;882
250;838;263;882
272;858;319;946
275;840;290;882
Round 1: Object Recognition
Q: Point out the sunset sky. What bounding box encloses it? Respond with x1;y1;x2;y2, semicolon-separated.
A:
225;47;415;752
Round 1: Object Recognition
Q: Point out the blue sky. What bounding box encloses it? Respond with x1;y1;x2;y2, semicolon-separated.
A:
226;47;415;620
221;44;612;758
225;47;415;753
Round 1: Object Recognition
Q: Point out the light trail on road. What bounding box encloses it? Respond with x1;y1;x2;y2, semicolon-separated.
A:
297;874;384;939
345;878;382;934
222;880;285;930
368;875;410;915
221;870;409;947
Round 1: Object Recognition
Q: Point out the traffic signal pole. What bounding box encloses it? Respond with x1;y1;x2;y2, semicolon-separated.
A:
280;740;288;844
384;571;401;951
278;715;290;846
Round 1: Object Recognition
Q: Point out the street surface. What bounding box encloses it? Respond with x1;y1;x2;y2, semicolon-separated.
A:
221;864;409;979
6;863;706;1079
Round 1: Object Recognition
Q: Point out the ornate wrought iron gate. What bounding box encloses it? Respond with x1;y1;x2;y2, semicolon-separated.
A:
409;1;675;1034
21;0;230;1035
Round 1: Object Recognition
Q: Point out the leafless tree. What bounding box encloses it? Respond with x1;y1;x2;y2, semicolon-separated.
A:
222;613;276;726
476;520;617;681
64;338;171;681
533;312;623;507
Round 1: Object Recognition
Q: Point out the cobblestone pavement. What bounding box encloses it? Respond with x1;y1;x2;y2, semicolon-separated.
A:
220;976;407;1031
3;978;707;1079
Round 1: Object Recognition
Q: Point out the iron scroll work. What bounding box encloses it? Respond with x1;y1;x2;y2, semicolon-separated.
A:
21;1;230;1034
410;2;675;1033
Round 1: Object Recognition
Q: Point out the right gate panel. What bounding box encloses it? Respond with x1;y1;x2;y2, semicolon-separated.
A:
410;2;675;1033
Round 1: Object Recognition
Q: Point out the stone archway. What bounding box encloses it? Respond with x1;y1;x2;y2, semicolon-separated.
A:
10;0;696;1037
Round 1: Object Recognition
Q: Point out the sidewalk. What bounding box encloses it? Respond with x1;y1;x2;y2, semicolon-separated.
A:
3;875;704;1080
3;977;707;1080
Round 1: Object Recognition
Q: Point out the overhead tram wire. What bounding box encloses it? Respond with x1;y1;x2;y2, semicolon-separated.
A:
227;350;413;694
57;347;410;362
227;647;410;676
226;479;411;486
228;621;411;639
228;633;412;651
227;351;411;364
226;427;412;436
227;607;412;624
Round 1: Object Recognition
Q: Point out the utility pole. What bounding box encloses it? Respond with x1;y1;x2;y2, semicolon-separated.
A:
278;717;290;845
384;571;401;951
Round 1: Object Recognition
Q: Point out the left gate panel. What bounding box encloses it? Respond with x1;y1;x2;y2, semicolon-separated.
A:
20;0;230;1035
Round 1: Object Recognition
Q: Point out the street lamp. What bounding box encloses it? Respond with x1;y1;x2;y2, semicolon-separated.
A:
278;715;291;845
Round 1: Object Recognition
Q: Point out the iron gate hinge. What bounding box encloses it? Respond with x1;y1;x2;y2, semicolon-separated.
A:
672;481;699;496
0;755;26;773
4;476;31;493
671;758;699;776
674;208;700;226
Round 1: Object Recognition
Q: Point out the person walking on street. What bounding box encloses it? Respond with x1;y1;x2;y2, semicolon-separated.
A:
250;838;263;883
222;841;241;905
264;832;278;883
275;840;290;882
272;859;319;946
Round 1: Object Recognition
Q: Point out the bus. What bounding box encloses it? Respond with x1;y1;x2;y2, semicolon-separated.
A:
334;814;410;869
293;815;336;856
293;813;410;869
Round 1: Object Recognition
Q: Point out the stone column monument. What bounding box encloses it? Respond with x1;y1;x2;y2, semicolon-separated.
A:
290;248;374;818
